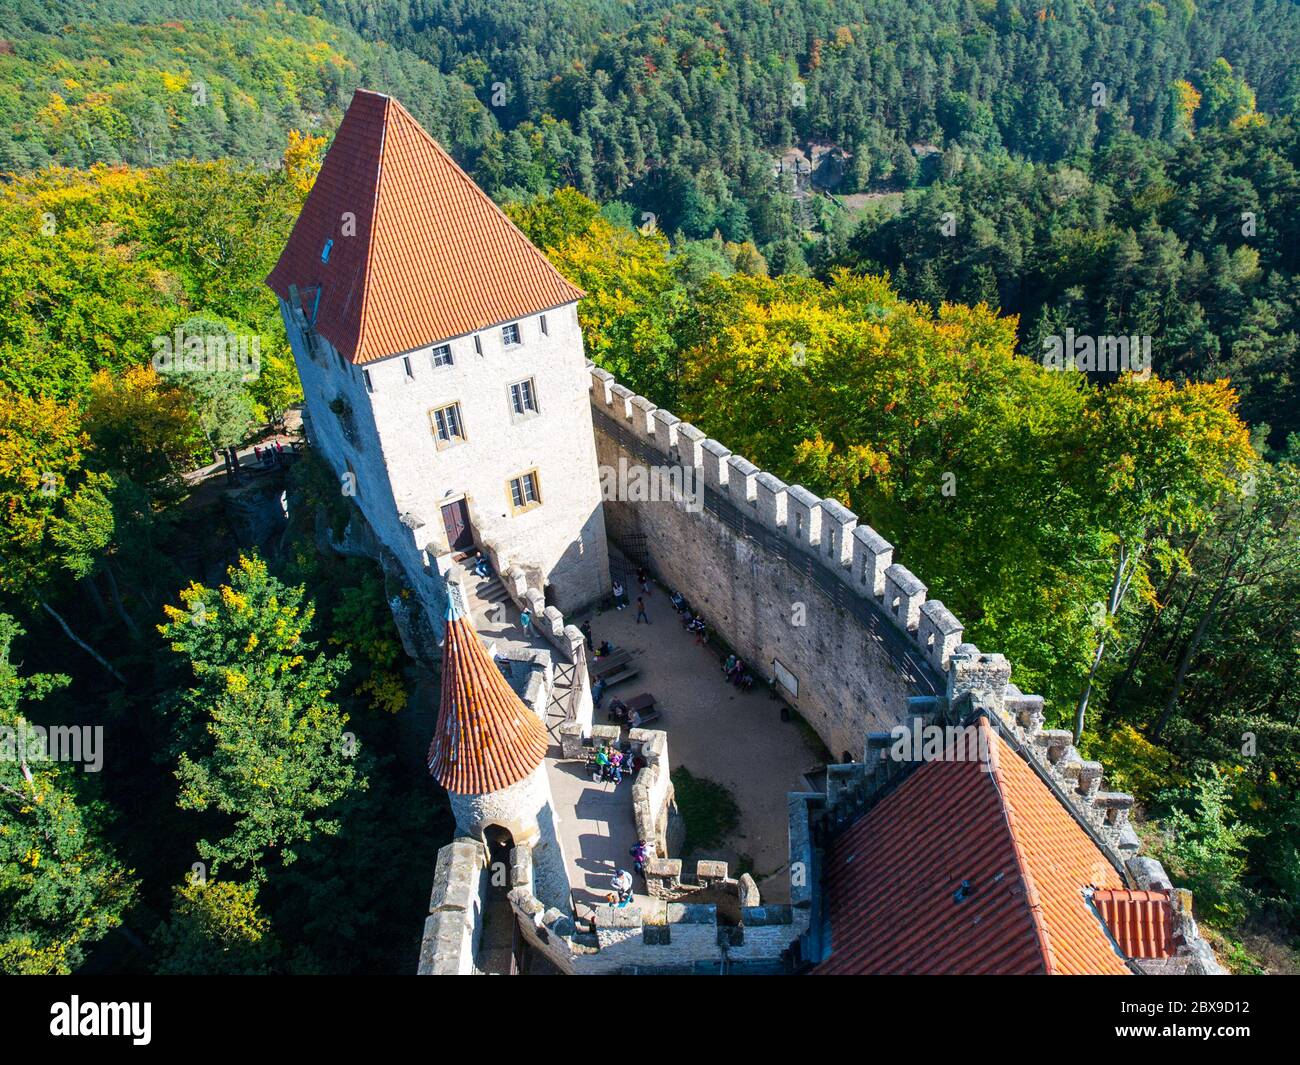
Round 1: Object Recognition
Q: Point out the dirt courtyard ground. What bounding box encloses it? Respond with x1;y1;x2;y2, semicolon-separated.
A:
576;586;827;902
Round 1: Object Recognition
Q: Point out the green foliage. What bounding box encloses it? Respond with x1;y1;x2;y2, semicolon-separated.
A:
0;613;135;974
152;876;280;975
845;118;1300;446
157;555;364;877
1154;772;1257;925
670;766;741;854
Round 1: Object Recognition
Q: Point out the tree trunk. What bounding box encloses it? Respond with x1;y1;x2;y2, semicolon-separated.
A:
102;561;142;641
1153;577;1232;740
80;574;109;621
1073;541;1142;745
38;597;126;685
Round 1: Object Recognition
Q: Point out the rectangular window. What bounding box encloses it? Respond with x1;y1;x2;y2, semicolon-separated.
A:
509;378;538;416
540;314;549;336
431;403;466;448
403;356;413;379
473;335;483;356
432;344;453;368
502;322;521;347
363;369;374;393
508;470;541;513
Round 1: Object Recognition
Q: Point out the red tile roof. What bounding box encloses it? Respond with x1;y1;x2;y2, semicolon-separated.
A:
427;590;548;795
266;89;583;365
813;717;1130;975
1093;889;1176;959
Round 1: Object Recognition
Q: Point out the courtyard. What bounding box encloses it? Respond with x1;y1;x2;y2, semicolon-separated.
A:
551;576;828;916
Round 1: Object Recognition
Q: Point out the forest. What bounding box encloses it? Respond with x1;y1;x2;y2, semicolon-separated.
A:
0;0;1296;974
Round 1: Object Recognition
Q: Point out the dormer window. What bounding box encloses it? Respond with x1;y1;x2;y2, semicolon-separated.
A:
502;322;521;347
321;239;334;263
540;314;549;336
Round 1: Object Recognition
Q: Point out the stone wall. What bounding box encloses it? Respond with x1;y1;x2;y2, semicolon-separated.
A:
417;839;489;976
588;364;957;760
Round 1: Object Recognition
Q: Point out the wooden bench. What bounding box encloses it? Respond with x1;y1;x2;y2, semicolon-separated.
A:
590;649;632;679
609;692;660;727
598;665;639;689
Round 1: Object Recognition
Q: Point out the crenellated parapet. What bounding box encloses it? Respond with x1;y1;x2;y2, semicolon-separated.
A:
586;363;965;679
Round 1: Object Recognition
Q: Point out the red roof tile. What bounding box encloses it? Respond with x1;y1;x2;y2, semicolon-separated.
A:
427;592;548;795
266;89;583;365
813;718;1130;975
1093;889;1176;959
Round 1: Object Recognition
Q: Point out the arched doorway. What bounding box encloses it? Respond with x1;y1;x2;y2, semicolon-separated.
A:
484;824;515;876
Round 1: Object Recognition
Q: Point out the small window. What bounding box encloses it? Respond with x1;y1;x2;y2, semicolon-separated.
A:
363;369;374;393
473;335;483;356
508;470;541;513
403;356;413;379
502;322;521;347
794;512;804;539
432;344;453;368
540;314;549;336
430;402;466;448
509;378;538;416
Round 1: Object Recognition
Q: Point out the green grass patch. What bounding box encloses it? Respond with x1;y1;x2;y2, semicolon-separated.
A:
671;766;741;853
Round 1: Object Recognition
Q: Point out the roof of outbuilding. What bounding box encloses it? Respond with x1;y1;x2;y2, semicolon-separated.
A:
266;89;583;365
813;717;1131;975
1092;889;1177;959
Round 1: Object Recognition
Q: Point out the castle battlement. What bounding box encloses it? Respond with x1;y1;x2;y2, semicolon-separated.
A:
588;362;964;683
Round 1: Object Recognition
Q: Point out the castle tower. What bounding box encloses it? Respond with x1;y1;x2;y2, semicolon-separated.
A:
266;89;609;628
428;585;571;911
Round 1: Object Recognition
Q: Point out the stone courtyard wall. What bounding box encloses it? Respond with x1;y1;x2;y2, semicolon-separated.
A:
588;365;958;761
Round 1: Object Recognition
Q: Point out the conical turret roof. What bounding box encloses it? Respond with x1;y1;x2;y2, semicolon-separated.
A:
427;585;549;794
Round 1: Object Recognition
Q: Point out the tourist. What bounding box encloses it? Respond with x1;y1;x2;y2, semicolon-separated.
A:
612;580;627;609
596;639;613;657
635;597;649;624
609;749;624;783
670;591;687;612
611;868;634;906
519;607;532;635
473;554;492;579
630;840;651;875
723;653;737;674
580;620;593;651
637;566;652;594
592;678;607;709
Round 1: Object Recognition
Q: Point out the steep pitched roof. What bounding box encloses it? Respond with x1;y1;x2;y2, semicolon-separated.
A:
1093;889;1176;959
266;89;583;365
814;717;1130;975
427;587;549;795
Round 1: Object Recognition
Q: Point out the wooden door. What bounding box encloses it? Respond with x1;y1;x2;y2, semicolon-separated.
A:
440;499;473;551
